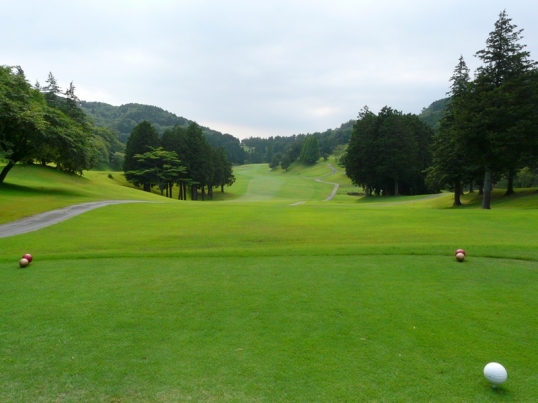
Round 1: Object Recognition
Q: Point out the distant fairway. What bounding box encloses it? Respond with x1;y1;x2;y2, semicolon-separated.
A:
233;163;337;203
1;162;538;402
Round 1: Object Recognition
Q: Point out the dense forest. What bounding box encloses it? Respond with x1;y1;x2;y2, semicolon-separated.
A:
239;102;444;168
81;99;443;172
123;121;234;200
241;120;354;166
81;101;247;165
345;106;434;196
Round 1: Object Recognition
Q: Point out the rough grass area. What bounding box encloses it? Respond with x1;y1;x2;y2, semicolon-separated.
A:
0;162;537;402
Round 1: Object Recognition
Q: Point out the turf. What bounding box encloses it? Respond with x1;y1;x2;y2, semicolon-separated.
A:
2;256;537;402
0;165;168;224
0;162;537;402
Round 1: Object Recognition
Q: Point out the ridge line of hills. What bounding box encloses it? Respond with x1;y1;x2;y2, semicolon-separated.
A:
81;99;448;165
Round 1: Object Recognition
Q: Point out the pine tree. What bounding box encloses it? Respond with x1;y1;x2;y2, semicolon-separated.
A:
426;56;475;205
123;121;160;191
471;10;537;207
345;107;378;196
299;135;320;164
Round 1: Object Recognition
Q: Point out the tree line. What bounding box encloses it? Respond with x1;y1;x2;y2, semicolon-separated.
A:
345;107;433;196
344;10;538;206
425;10;538;208
242;120;354;168
123;121;235;200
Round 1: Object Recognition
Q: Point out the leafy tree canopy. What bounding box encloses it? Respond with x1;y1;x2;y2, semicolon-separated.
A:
0;66;97;183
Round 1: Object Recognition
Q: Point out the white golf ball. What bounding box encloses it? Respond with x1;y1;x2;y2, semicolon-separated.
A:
484;362;507;387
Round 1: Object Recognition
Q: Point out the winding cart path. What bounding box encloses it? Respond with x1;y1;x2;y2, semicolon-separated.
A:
0;200;151;238
315;163;340;201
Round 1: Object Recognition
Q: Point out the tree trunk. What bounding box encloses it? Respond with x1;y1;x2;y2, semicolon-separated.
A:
477;179;484;195
221;184;224;192
453;181;462;206
394;179;399;196
0;161;15;184
481;169;492;209
505;170;515;196
469;181;474;193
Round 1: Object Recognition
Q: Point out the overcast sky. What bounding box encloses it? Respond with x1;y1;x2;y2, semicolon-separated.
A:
2;1;537;139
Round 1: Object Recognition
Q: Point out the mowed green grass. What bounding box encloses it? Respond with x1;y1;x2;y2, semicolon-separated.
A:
1;163;538;402
0;165;169;224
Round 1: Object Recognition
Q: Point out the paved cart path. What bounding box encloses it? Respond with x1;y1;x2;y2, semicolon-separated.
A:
315;163;340;201
0;200;152;238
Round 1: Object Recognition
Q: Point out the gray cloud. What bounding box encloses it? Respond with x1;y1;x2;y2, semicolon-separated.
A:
2;0;537;138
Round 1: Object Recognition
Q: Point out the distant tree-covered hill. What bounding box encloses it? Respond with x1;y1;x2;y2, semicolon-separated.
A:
241;120;354;164
80;101;247;164
418;98;448;130
79;97;447;167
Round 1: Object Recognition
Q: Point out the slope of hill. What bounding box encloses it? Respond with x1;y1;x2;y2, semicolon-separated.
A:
81;101;247;164
418;98;448;129
80;97;447;167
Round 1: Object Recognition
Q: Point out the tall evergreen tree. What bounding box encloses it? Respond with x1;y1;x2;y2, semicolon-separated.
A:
43;72;61;109
184;122;214;199
346;106;433;196
470;10;537;207
345;107;379;196
161;125;191;199
375;107;419;196
123;120;160;191
212;146;235;193
299;135;321;164
426;57;476;205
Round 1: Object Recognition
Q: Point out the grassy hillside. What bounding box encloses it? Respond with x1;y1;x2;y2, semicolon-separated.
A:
0;165;170;224
1;162;537;402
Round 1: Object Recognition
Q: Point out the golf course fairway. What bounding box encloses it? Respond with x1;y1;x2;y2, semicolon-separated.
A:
1;163;537;402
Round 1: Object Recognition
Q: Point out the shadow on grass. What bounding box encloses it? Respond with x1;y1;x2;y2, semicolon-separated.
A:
444;188;538;209
0;182;84;197
352;194;441;204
